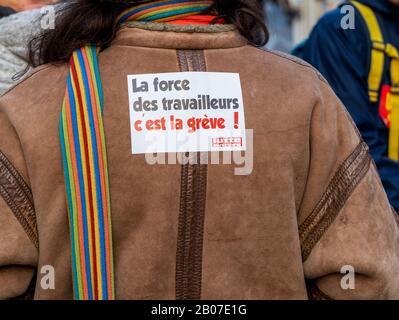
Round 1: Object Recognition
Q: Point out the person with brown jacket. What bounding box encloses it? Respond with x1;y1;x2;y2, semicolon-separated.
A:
0;0;399;300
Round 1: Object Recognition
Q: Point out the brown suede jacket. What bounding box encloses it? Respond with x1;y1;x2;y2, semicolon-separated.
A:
0;23;399;300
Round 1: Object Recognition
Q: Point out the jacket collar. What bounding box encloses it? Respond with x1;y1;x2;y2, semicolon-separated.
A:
112;22;248;50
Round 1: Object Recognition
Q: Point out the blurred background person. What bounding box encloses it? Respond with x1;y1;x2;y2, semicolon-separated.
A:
293;0;399;213
264;0;339;53
263;0;297;52
0;0;57;95
0;0;51;11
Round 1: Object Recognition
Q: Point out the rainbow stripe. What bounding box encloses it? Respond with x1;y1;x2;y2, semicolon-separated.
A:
117;0;214;24
60;0;214;300
60;46;114;300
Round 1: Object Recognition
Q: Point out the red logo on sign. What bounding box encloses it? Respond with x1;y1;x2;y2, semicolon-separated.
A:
212;137;243;148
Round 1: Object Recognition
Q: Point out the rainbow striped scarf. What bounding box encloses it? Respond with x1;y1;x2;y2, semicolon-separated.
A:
60;0;214;300
117;0;214;24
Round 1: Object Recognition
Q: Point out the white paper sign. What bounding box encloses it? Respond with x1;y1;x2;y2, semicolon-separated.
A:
127;72;246;154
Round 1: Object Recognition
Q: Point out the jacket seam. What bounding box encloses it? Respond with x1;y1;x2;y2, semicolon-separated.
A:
299;141;371;261
175;50;208;300
0;150;38;249
260;48;330;85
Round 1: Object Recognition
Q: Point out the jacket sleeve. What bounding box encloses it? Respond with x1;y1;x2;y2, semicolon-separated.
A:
0;109;38;299
298;77;399;300
293;9;399;214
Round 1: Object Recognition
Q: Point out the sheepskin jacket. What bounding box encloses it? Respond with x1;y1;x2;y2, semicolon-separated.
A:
0;23;399;300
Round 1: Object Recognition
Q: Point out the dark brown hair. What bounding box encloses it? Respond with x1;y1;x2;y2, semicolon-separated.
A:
29;0;268;66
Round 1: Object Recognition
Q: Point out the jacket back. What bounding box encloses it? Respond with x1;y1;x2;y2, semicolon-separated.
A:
0;24;399;300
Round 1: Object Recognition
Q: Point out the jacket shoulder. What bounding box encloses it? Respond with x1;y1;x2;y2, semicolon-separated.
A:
263;48;329;83
239;45;330;94
0;63;68;108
